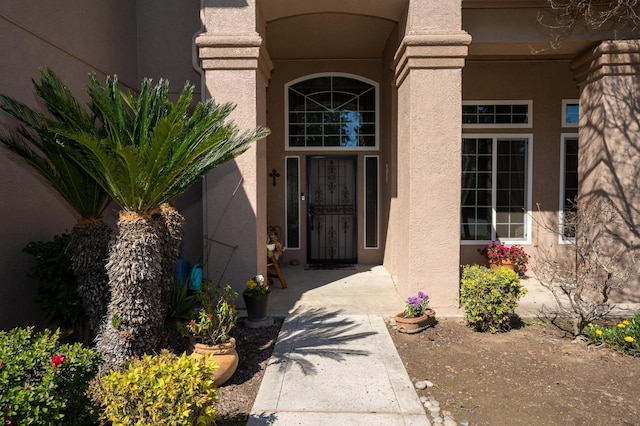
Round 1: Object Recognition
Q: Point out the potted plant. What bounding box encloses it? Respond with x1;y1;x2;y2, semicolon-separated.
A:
394;291;436;334
243;274;270;322
478;241;530;275
177;282;239;385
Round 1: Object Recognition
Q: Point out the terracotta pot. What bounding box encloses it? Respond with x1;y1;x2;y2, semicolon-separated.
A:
394;309;437;334
243;292;270;322
489;258;515;270
189;337;239;385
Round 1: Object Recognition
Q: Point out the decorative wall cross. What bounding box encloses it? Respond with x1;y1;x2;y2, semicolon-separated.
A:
269;169;280;186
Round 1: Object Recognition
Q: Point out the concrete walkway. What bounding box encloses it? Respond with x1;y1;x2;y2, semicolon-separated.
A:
247;265;427;424
248;311;427;425
246;264;637;425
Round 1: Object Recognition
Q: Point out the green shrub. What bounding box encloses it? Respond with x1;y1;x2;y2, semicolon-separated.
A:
0;327;102;425
97;350;219;425
583;313;640;356
460;265;527;333
169;281;197;320
23;234;85;333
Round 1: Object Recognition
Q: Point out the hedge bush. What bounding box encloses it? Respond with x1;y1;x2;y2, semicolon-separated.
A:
460;265;527;333
0;327;102;425
96;350;219;425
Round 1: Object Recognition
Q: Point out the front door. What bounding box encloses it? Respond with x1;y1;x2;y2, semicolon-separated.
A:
307;156;357;264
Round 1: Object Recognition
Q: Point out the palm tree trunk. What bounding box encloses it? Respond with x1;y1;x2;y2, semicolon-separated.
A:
69;218;112;344
96;211;164;369
157;203;184;318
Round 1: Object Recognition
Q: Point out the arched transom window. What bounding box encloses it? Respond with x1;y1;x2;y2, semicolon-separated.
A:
286;75;377;149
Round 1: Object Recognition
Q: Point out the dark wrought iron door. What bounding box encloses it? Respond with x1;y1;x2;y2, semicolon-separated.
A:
307;156;357;264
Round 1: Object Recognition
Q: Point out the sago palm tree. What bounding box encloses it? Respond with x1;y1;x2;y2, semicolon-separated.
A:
54;74;269;368
0;69;112;342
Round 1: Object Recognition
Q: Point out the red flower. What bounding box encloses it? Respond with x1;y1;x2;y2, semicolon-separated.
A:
189;320;196;327
51;354;65;367
206;313;213;318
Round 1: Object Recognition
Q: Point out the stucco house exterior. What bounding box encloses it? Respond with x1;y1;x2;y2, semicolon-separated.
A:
1;0;639;330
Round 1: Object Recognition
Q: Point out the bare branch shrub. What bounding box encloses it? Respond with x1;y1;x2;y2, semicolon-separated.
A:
538;0;640;46
533;198;639;336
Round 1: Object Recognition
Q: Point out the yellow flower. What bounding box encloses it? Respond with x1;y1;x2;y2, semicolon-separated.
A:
623;320;631;326
624;336;634;343
588;323;593;328
617;323;626;328
595;329;603;335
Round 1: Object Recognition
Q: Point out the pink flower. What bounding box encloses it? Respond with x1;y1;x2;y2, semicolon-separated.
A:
51;354;65;367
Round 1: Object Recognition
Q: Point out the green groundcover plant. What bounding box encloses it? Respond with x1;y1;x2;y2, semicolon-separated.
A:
460;265;527;333
0;327;102;425
583;313;640;357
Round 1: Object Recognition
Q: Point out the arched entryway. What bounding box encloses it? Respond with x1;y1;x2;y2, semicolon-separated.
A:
197;0;470;309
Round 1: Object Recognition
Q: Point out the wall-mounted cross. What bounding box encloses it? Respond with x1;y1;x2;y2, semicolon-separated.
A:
269;169;280;186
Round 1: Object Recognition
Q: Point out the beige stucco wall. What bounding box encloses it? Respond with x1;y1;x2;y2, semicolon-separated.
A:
0;0;138;330
135;0;204;265
392;65;466;309
0;0;204;330
572;41;640;302
385;0;469;309
197;0;271;299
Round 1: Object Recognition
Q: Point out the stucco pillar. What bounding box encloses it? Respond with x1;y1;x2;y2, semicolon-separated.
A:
195;1;271;290
389;1;471;309
571;40;640;234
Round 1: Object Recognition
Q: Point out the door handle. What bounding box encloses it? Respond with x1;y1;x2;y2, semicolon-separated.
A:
308;204;315;231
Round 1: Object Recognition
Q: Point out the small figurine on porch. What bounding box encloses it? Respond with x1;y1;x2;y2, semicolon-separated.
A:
267;227;286;259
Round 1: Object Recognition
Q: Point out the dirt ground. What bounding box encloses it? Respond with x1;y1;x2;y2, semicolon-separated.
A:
205;315;640;426
390;317;640;426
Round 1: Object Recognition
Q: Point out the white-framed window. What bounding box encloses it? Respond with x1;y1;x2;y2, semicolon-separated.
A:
285;156;301;249
461;134;533;244
462;100;532;129
562;99;579;127
364;155;379;249
285;73;379;150
559;134;578;243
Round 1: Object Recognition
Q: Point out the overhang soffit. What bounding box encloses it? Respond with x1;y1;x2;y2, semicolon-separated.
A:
266;13;396;60
258;0;408;23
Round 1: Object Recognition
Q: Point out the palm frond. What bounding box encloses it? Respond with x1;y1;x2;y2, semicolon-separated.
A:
34;68;95;133
54;75;270;214
0;70;110;219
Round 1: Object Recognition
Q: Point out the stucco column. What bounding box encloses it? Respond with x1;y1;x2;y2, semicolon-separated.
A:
571;40;640;234
195;1;271;290
390;2;471;309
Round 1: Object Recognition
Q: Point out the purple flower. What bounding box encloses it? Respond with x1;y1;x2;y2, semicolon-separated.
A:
408;296;420;307
417;291;429;301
